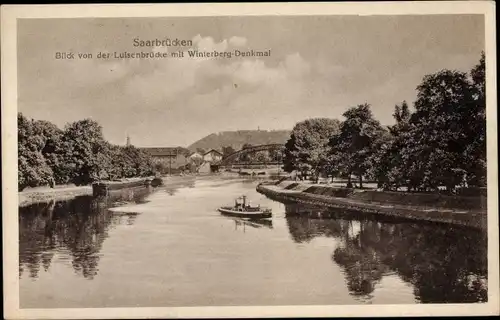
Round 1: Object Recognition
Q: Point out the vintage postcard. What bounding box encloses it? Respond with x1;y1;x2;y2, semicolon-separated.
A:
2;2;499;319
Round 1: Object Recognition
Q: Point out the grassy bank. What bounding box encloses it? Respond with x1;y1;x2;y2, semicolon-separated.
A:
19;185;93;207
257;181;487;230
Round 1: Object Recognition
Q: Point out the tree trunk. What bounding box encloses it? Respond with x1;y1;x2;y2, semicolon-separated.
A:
359;175;363;189
347;172;353;188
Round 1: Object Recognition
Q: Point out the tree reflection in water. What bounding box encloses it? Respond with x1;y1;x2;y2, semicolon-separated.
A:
19;187;152;280
285;203;487;303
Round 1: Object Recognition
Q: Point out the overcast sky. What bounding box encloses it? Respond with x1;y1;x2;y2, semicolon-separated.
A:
17;15;484;147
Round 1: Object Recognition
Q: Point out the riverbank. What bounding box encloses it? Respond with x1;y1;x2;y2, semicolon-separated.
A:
19;185;93;207
257;181;487;230
18;176;197;207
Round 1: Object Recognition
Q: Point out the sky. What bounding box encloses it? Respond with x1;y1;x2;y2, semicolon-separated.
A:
17;15;485;147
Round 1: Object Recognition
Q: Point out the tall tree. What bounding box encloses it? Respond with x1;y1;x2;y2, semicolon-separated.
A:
18;114;156;188
402;66;481;192
367;128;394;188
332;104;385;188
283;134;298;174
373;101;412;190
389;101;412;136
284;118;341;182
18;113;54;190
466;52;486;186
33;120;71;184
62;119;108;185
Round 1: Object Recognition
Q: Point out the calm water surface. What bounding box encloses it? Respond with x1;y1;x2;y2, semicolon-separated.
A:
19;177;487;307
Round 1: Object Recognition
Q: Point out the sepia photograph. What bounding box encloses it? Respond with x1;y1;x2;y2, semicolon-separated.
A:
1;2;498;319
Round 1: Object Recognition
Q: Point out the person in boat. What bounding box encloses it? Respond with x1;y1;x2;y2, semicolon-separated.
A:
235;198;244;211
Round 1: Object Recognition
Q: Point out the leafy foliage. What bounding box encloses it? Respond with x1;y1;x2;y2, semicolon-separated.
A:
18;116;155;190
331;104;386;187
282;53;486;192
398;59;486;191
283;118;341;182
18;114;54;190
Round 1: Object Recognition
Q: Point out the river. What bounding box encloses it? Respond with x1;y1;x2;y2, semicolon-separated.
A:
19;177;487;308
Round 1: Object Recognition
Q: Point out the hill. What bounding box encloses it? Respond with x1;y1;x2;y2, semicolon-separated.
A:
188;130;291;152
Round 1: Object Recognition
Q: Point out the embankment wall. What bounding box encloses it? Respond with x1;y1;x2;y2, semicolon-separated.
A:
257;183;487;230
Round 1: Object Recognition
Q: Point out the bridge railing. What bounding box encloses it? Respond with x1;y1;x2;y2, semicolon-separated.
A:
219;143;285;166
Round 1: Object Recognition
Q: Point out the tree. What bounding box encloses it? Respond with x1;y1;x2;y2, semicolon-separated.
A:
107;145;154;178
372;101;411;190
32;120;74;184
254;151;270;164
62;119;109;185
106;144;124;179
465;52;486;186
222;146;236;157
18;113;54;190
367;128;394;188
239;143;254;162
268;146;282;163
331;104;385;188
283;134;298;174
18;114;156;188
403;68;478;192
283;118;341;182
190;156;205;168
389;101;412;137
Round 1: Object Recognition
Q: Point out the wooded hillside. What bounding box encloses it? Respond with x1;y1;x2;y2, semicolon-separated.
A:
188;130;290;152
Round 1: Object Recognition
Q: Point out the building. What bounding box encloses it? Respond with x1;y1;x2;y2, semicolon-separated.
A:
188;152;203;162
203;149;223;163
140;147;188;174
197;161;221;174
197;162;211;174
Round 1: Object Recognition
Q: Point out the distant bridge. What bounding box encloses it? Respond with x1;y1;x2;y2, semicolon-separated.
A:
218;143;285;166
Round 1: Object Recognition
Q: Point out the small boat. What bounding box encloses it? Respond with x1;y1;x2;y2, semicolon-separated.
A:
150;177;163;187
218;196;272;219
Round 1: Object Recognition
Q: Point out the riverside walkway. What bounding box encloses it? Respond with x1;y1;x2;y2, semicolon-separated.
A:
257;182;487;230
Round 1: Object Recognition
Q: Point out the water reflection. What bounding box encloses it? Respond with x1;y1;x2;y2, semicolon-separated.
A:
284;204;488;303
19;187;152;280
19;179;488;306
232;218;273;231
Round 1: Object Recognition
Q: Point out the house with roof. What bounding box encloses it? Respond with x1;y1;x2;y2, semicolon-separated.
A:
188;151;203;162
203;149;223;163
192;149;223;174
140;147;189;174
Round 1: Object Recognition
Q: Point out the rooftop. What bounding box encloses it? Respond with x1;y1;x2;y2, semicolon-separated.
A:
203;149;223;156
140;147;183;156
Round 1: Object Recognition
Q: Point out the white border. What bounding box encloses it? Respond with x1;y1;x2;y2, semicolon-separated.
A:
2;2;498;319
